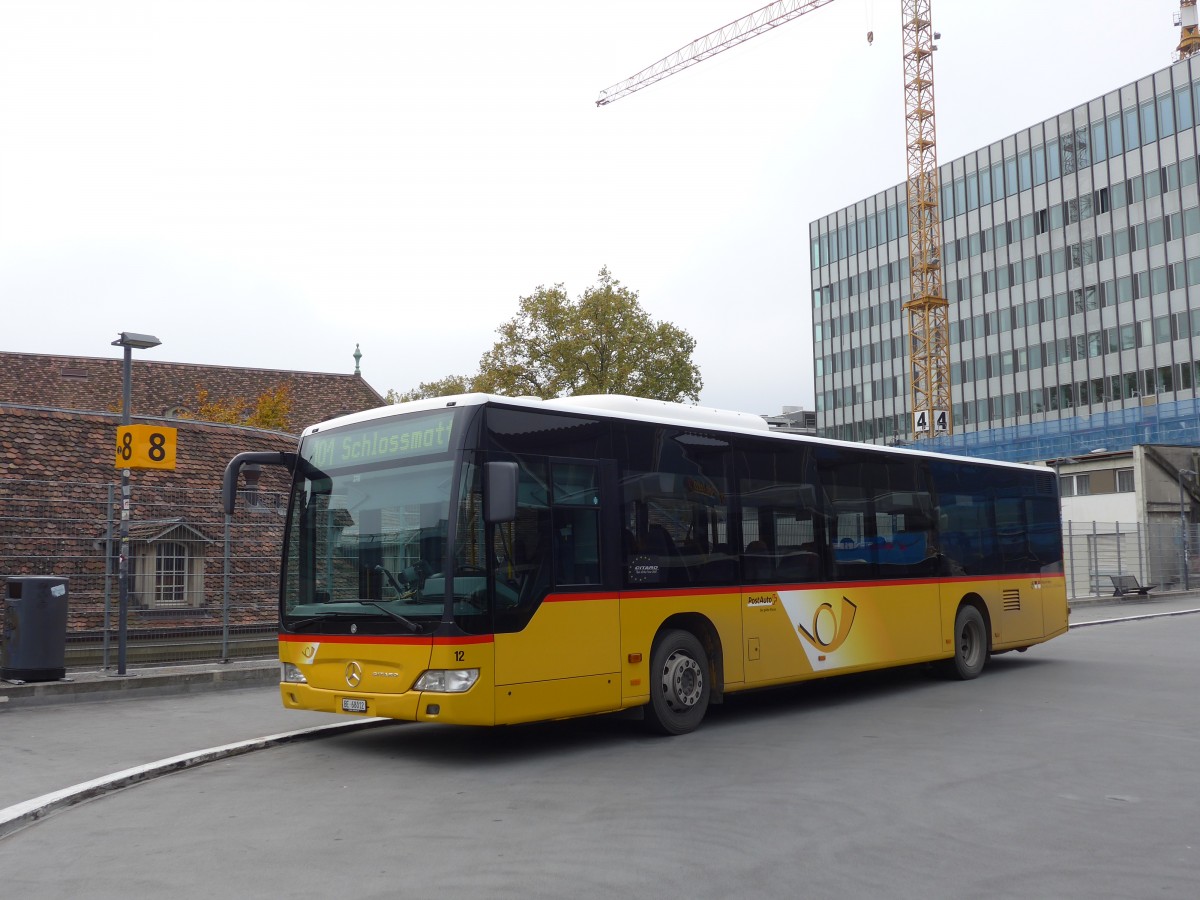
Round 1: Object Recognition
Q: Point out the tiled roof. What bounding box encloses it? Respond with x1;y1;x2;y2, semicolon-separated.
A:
0;350;387;434
0;404;297;488
0;406;298;632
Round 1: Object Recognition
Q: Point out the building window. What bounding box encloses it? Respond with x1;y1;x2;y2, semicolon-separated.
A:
156;542;188;608
1061;474;1090;497
125;520;209;611
1116;469;1135;493
1124;107;1140;149
1178;84;1194;130
1141;100;1158;143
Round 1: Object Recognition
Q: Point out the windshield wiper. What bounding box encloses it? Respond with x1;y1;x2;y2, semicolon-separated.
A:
286;604;421;634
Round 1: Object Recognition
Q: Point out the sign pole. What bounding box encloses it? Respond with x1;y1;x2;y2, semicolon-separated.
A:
117;344;132;676
109;331;164;678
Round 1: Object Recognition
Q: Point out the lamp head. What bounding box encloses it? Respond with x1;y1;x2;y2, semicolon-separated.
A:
112;332;162;350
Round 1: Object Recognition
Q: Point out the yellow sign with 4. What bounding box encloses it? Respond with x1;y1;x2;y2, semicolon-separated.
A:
115;425;178;470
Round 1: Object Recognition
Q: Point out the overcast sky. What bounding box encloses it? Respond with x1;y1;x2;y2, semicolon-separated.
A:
0;0;1184;416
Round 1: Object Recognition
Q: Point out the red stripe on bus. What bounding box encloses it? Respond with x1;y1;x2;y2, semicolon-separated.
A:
542;591;613;603
279;633;494;646
620;571;1064;600
769;572;1066;592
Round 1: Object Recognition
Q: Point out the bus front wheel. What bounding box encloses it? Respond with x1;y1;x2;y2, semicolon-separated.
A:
646;629;711;736
944;604;988;680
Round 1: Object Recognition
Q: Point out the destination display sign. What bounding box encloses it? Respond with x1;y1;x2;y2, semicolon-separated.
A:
302;410;458;470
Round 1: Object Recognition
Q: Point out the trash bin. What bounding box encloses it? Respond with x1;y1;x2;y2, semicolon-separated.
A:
2;576;69;682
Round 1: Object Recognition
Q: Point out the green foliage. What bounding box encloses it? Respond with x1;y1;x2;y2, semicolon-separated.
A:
391;267;702;404
387;375;476;404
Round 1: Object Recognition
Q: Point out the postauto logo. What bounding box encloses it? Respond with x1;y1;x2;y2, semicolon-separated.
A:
796;596;858;653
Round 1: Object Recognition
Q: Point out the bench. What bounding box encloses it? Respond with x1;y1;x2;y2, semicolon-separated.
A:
1110;574;1157;597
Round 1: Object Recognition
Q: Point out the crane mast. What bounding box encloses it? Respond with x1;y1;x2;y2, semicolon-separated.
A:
901;0;950;436
596;0;953;439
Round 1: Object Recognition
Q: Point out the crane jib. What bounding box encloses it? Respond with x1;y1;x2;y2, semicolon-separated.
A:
595;0;951;438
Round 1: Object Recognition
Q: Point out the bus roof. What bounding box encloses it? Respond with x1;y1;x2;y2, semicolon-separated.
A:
303;393;1047;475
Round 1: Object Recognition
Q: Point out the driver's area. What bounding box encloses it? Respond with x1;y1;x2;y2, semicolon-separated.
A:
484;455;604;634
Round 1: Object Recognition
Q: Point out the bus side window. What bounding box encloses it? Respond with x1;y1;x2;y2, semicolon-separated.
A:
552;462;601;586
491;456;552;633
554;507;600;585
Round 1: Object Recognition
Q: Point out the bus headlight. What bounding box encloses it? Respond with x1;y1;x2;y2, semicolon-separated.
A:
413;669;479;693
281;663;308;684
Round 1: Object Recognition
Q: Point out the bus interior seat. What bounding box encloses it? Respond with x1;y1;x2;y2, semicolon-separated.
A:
645;524;676;557
646;524;692;584
694;551;737;584
774;550;820;582
742;541;774;583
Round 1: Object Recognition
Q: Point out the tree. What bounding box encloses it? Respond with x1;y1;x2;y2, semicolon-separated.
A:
479;267;702;402
392;267;702;403
244;383;293;431
386;375;476;404
176;384;293;431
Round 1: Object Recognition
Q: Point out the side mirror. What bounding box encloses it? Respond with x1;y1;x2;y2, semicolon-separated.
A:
484;461;519;524
222;451;297;515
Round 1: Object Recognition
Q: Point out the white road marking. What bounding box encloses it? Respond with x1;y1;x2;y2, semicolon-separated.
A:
0;718;392;839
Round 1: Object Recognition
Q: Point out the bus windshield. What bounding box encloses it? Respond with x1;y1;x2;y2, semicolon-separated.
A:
281;408;492;636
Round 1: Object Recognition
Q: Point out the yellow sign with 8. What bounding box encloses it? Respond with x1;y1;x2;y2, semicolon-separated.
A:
114;425;178;470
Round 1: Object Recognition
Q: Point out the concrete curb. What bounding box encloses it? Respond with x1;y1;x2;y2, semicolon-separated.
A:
0;717;395;840
0;662;280;710
1069;606;1200;628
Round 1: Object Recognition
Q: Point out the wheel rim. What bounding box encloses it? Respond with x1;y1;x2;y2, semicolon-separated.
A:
661;649;704;712
959;616;983;668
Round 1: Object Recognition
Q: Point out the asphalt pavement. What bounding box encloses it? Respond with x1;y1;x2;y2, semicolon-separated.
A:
2;589;1199;839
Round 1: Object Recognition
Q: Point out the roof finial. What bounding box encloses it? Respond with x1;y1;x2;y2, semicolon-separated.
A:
353;343;362;375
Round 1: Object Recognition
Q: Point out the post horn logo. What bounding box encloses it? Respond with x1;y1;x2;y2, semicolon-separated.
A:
797;596;858;653
345;661;363;688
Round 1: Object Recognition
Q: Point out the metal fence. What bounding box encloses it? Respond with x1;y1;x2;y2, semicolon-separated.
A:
1063;520;1196;598
1;478;286;669
3;477;1195;670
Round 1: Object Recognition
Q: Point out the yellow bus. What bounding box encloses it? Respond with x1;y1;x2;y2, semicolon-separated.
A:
223;394;1067;735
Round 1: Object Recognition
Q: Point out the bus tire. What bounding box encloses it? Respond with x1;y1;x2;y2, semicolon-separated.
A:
945;604;988;680
646;629;711;736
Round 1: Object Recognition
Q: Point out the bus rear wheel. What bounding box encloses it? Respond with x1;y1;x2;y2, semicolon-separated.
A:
944;604;988;680
646;629;711;736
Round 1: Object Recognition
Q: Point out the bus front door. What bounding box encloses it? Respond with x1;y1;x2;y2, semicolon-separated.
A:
492;458;622;724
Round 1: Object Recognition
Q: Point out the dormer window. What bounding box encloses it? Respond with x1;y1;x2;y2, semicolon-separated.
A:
123;519;211;610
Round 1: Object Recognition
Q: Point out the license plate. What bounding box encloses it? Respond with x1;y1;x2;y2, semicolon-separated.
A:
341;698;368;713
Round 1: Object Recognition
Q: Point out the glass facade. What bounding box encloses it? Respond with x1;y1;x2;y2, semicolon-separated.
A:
810;58;1200;460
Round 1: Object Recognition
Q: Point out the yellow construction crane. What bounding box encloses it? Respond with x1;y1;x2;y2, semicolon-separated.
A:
597;0;952;438
1179;0;1200;59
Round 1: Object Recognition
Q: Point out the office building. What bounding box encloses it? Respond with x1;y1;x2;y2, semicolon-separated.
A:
810;56;1200;462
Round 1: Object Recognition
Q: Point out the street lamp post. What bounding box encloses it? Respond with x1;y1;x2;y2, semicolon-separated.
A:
112;332;161;676
1179;468;1197;591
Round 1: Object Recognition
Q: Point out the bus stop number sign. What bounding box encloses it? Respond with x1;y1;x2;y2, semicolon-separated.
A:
914;410;949;434
115;425;178;470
